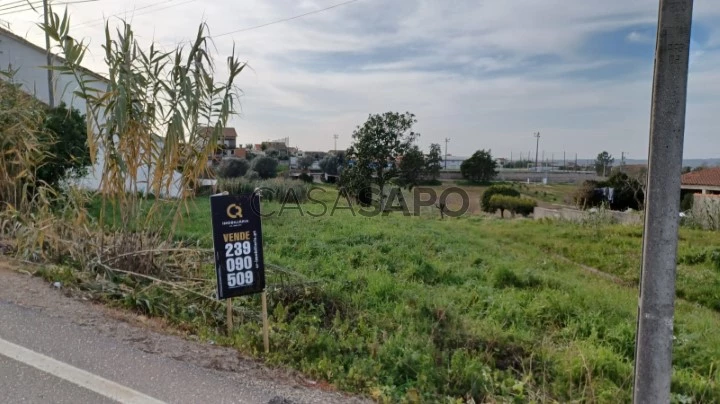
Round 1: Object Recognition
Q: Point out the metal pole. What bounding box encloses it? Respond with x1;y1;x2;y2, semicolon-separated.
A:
333;134;338;152
444;138;450;170
533;132;540;172
633;1;693;403
43;0;54;108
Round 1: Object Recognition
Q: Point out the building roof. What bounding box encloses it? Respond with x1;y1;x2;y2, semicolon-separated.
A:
198;126;237;139
681;167;720;187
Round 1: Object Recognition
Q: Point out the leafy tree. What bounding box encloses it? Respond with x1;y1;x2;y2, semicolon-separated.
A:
397;145;425;189
595;151;614;176
347;111;419;209
425;143;442;180
481;185;520;213
319;155;340;176
37;103;91;188
338;164;373;205
265;148;279;158
251;156;278;179
461;149;497;183
216;157;249;178
299;155;315;170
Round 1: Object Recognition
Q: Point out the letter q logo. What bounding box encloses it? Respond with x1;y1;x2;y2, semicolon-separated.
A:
226;203;243;219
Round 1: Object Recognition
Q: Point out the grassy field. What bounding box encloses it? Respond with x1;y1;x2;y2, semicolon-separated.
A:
81;186;720;403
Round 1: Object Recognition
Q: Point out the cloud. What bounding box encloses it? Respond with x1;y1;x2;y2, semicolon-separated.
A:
5;0;720;158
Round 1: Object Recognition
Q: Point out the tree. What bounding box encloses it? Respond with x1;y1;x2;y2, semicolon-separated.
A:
425;143;442;180
216;157;249;178
461;149;497;183
37;102;91;187
481;185;520;213
299;155;315;170
347;111;419;210
319;155;340;175
595;151;614;176
251;156;278;179
397;145;425;189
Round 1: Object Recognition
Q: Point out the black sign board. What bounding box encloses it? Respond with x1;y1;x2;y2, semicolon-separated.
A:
210;193;265;299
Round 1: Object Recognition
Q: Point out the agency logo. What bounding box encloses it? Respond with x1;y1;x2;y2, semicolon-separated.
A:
226;203;243;219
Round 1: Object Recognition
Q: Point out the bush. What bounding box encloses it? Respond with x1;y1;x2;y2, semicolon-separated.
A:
251;156;279;179
216;177;311;203
244;170;260;181
681;193;695;212
216;157;250;178
298;173;314;183
488;195;537;218
481;185;520;213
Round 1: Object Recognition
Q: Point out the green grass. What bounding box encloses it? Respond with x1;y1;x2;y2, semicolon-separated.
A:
81;189;720;403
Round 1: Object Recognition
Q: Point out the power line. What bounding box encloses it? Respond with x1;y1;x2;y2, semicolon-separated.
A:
0;0;41;12
212;0;361;39
0;0;96;16
72;0;195;29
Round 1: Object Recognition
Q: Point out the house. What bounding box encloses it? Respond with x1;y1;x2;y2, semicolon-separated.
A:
681;167;720;195
1;26;183;198
198;126;241;161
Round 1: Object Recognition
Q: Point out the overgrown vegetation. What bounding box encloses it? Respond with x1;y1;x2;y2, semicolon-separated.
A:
481;185;520;214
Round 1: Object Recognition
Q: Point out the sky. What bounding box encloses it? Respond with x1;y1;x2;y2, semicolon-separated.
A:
3;0;720;160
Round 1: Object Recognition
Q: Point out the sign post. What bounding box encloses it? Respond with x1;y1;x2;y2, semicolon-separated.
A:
210;192;268;349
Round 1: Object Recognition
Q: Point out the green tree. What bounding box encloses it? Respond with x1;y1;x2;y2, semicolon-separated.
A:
347;111;419;209
595;151;614;176
38;102;91;187
397;145;425;189
425;143;442;180
461;149;497;183
251;156;278;179
319;155;340;175
216;157;249;178
299;155;315;170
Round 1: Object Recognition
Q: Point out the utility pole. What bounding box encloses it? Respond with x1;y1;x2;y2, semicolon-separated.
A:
575;153;578;172
444;138;450;170
563;151;566;170
333;134;338;152
533;132;540;172
633;1;693;403
43;0;54;107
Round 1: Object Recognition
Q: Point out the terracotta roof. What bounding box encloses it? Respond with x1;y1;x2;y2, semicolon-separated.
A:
681;167;720;187
198;126;237;139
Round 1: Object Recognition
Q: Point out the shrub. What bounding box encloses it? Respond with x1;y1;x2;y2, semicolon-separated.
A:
244;170;260;181
488;195;537;218
298;173;314;183
251;156;279;179
481;185;520;213
217;177;311;203
681;193;694;212
216;157;250;178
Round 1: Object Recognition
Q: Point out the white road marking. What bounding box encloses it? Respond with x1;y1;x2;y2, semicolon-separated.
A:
0;337;166;404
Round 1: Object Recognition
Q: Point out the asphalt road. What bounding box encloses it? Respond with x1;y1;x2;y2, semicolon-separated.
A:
0;263;368;404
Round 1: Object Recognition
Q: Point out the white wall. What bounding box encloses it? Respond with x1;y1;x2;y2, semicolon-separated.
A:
1;28;183;198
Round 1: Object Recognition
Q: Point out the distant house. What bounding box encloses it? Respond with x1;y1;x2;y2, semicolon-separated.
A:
198;126;240;161
681;167;720;195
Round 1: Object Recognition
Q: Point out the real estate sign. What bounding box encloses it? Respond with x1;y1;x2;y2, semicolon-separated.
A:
210;193;266;299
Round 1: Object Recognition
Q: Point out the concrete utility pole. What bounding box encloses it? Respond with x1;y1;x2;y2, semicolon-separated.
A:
633;1;693;403
444;137;450;170
333;134;338;152
533;132;540;172
42;0;54;107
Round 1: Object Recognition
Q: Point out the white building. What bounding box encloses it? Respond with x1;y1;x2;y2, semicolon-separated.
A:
0;27;183;198
442;156;469;171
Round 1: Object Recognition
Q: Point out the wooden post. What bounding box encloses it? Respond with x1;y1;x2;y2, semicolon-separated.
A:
226;298;233;335
261;290;269;354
